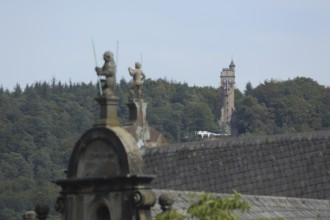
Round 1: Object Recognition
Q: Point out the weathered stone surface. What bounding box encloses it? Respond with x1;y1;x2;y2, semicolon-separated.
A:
53;50;158;220
124;99;169;147
54;75;156;219
55;125;156;220
94;96;121;127
67;126;143;178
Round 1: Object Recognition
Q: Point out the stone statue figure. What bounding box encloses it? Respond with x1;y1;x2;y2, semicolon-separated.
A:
95;51;116;96
128;62;145;99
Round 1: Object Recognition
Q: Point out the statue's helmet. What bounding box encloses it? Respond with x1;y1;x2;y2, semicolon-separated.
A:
135;62;141;68
103;51;114;61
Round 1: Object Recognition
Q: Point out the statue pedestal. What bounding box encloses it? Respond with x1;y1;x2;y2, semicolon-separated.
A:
94;95;120;127
126;99;148;127
124;99;169;147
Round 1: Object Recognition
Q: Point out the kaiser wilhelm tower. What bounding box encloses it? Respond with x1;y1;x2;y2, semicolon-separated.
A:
220;60;236;134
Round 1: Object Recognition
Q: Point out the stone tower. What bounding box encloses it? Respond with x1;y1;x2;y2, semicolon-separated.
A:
219;60;236;134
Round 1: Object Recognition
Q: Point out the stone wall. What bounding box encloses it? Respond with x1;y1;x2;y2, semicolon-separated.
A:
143;130;330;199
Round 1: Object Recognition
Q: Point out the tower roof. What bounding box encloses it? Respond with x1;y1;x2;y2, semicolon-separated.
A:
229;60;236;68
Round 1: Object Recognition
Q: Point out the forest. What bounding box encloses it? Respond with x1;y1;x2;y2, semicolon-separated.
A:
0;76;330;219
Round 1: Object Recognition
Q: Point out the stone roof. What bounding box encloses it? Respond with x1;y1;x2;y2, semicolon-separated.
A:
152;189;330;220
143;130;330;199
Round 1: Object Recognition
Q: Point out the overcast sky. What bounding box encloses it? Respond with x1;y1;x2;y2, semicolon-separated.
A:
1;0;329;92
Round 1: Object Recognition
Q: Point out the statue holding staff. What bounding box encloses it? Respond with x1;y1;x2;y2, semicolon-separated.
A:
128;62;145;99
95;51;116;96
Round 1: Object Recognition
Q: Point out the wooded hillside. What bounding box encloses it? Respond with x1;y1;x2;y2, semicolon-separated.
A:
0;77;329;219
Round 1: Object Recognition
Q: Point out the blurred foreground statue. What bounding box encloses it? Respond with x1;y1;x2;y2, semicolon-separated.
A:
128;62;145;99
95;51;116;96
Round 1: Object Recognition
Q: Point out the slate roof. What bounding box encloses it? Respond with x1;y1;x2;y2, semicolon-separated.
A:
152;189;330;220
143;130;330;199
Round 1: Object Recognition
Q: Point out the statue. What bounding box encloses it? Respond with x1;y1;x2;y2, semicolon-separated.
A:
95;51;116;96
128;62;146;99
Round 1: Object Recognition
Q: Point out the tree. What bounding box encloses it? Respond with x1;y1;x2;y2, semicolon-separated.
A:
183;102;217;132
244;82;253;96
188;191;251;220
236;96;272;135
0;208;19;220
156;210;185;220
156;191;251;220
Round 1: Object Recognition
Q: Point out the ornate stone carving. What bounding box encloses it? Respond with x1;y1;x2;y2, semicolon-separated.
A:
54;63;155;219
132;190;156;208
34;204;49;220
55;196;65;214
158;192;174;212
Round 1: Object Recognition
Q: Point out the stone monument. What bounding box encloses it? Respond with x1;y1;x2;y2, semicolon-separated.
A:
94;51;120;127
128;62;146;100
54;51;155;220
124;62;168;147
95;51;116;97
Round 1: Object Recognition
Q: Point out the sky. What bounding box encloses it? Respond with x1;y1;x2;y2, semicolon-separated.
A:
1;0;329;92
